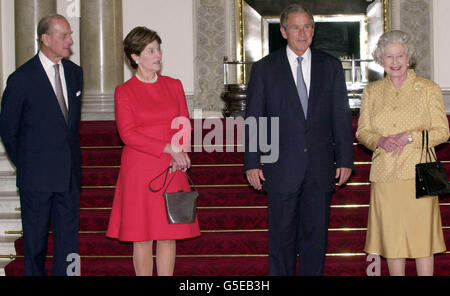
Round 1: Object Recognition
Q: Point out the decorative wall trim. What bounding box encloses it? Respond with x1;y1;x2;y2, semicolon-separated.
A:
193;0;228;114
383;0;390;32
398;0;432;79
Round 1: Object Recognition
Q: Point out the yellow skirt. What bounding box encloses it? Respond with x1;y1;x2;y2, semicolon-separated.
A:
365;179;446;258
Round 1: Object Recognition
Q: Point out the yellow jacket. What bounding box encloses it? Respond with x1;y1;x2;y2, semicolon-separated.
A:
356;70;449;182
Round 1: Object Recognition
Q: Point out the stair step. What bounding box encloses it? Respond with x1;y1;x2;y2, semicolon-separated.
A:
0;172;17;192
81;148;247;166
0;216;22;236
5;253;450;276
0;235;18;256
15;228;446;257
0;192;20;213
79;142;450;168
73;206;450;231
4;207;379;232
15;229;420;256
79;186;376;208
79;162;450;189
0;153;15;171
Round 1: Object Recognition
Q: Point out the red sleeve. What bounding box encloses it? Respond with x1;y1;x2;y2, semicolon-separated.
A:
172;79;192;151
176;79;190;119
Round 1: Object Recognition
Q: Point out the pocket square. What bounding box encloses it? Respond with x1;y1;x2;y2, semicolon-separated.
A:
76;90;82;97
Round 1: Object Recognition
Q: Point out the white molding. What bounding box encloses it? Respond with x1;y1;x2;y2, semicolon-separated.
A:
432;0;450;89
1;0;15;93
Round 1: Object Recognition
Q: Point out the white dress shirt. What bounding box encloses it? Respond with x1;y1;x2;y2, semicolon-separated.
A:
39;51;69;109
286;46;312;95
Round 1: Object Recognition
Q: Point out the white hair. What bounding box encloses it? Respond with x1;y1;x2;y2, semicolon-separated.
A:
372;30;415;66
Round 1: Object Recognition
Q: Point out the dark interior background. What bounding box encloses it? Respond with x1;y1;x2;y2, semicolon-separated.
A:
248;0;370;58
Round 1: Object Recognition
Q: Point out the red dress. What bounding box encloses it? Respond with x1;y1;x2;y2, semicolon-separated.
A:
106;75;200;241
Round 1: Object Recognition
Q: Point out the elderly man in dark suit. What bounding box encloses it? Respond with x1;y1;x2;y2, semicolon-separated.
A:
244;4;354;276
0;14;83;276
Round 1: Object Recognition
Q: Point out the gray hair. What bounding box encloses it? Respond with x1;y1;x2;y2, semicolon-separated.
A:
280;4;314;30
37;14;68;47
372;30;415;66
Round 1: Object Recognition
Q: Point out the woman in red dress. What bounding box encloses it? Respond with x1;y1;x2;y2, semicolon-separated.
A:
106;27;200;276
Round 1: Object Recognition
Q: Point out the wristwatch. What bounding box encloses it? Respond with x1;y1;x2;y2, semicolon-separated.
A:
407;133;413;143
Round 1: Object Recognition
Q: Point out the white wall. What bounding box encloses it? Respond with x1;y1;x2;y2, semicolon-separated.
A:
432;0;450;113
122;0;194;96
432;0;450;90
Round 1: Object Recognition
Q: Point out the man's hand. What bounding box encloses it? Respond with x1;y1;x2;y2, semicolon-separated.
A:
245;169;266;191
336;167;352;186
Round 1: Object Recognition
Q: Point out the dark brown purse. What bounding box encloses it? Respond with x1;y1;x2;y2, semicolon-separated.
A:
415;130;450;198
148;166;198;224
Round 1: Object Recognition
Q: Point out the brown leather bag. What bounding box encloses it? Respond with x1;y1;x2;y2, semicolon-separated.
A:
149;166;198;224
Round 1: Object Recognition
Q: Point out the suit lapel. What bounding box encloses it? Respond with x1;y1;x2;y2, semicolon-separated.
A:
62;59;75;127
32;55;58;102
32;54;70;128
275;50;306;123
307;49;322;121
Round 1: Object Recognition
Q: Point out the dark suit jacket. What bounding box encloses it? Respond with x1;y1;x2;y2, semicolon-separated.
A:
0;54;83;192
244;47;354;194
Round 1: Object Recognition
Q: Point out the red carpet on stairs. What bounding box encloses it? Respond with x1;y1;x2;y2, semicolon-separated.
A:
4;117;450;276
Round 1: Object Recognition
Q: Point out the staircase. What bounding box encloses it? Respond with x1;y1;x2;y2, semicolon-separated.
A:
1;117;450;275
0;143;21;276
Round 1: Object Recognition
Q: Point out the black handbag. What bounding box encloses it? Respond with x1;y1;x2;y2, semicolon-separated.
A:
415;130;450;198
148;166;198;224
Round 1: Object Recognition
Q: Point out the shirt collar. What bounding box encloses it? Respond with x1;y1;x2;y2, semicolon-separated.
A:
286;46;311;64
39;51;62;71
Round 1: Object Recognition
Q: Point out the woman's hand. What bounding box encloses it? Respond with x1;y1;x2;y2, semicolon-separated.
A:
390;132;411;156
376;132;411;156
377;136;398;152
164;144;190;172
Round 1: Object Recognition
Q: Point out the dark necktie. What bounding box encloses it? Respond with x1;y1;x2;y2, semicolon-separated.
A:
296;56;308;119
54;64;68;125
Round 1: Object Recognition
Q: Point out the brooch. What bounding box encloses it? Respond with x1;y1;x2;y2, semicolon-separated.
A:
414;83;422;91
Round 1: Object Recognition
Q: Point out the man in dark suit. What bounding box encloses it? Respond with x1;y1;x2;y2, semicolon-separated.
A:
244;4;354;276
0;14;83;276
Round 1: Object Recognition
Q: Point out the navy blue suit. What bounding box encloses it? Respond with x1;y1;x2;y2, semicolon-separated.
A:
0;54;83;275
244;48;353;275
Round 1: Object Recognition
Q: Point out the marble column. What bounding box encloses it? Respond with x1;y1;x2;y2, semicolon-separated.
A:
14;0;56;68
80;0;123;120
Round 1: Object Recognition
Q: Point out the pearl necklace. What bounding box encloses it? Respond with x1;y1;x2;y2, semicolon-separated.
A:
136;73;158;83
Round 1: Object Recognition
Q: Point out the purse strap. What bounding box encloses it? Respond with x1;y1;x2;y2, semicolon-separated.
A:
148;166;197;194
420;130;438;163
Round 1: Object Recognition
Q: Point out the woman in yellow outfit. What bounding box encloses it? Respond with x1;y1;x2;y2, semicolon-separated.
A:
356;30;448;276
